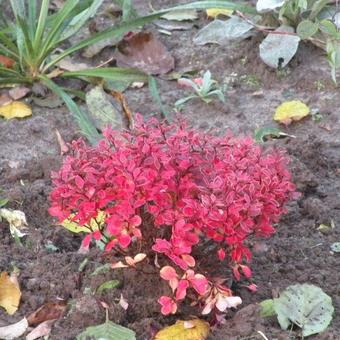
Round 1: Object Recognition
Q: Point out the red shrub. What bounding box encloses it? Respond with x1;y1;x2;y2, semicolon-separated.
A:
49;115;298;314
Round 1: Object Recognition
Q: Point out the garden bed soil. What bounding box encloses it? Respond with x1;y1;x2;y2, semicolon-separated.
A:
0;1;339;339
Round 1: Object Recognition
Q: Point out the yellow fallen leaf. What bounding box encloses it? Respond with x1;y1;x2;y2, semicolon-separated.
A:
0;101;32;119
206;8;233;18
0;272;21;315
155;319;209;340
274;100;310;125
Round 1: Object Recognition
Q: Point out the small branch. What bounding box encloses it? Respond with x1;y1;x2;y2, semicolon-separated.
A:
235;10;298;36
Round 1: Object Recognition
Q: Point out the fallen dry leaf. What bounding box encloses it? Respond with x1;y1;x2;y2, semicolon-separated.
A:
55;129;69;155
27;300;67;326
0;55;15;68
206;8;233;18
57;57;90;71
111;261;128;269
9;86;30;100
114;32;174;75
273;100;310;125
155;319;209;340
0;101;32;120
119;294;129;310
0;208;27;238
26;319;56;340
0;317;28;340
0;272;21;315
110;91;134;128
0;93;12;106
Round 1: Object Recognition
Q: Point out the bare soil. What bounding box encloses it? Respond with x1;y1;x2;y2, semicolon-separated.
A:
0;1;339;339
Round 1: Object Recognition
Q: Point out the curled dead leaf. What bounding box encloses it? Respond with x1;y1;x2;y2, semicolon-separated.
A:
27;300;67;326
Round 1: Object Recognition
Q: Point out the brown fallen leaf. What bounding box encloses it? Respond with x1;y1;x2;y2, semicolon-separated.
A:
27;300;67;326
26;319;56;340
55;129;69;155
9;86;30;100
113;32;175;75
0;55;15;68
0;93;12;106
0;272;21;315
110;91;134;128
0;317;28;340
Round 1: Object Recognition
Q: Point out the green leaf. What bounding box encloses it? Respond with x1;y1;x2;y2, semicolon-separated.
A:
59;0;104;42
319;19;338;37
62;67;147;83
148;76;168;118
77;320;136;340
0;198;8;208
37;0;79;62
330;242;340;252
254;127;285;143
39;75;100;144
326;38;340;83
296;20;319;39
113;0;138;22
273;284;334;337
309;0;330;20
90;263;111;277
259;299;276;317
33;0;49;52
96;280;120;293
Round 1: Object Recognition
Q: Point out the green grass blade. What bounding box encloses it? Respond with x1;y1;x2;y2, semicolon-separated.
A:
28;1;37;40
33;0;50;51
16;16;34;59
148;76;168;118
0;32;19;56
61;67;148;82
58;0;104;43
39;75;100;145
44;1;255;71
0;66;22;76
9;0;26;18
0;43;19;60
38;0;78;61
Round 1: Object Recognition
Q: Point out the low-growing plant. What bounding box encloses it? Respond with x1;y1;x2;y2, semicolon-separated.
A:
0;0;255;143
175;70;225;107
49;115;299;315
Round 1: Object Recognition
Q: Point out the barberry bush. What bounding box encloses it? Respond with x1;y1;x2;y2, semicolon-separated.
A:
49;115;298;315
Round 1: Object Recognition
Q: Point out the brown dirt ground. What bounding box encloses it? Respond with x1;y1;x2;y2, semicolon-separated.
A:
0;1;339;339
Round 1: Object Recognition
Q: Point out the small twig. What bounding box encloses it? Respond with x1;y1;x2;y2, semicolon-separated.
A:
235;10;298;36
310;242;323;249
257;330;270;340
96;55;115;68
